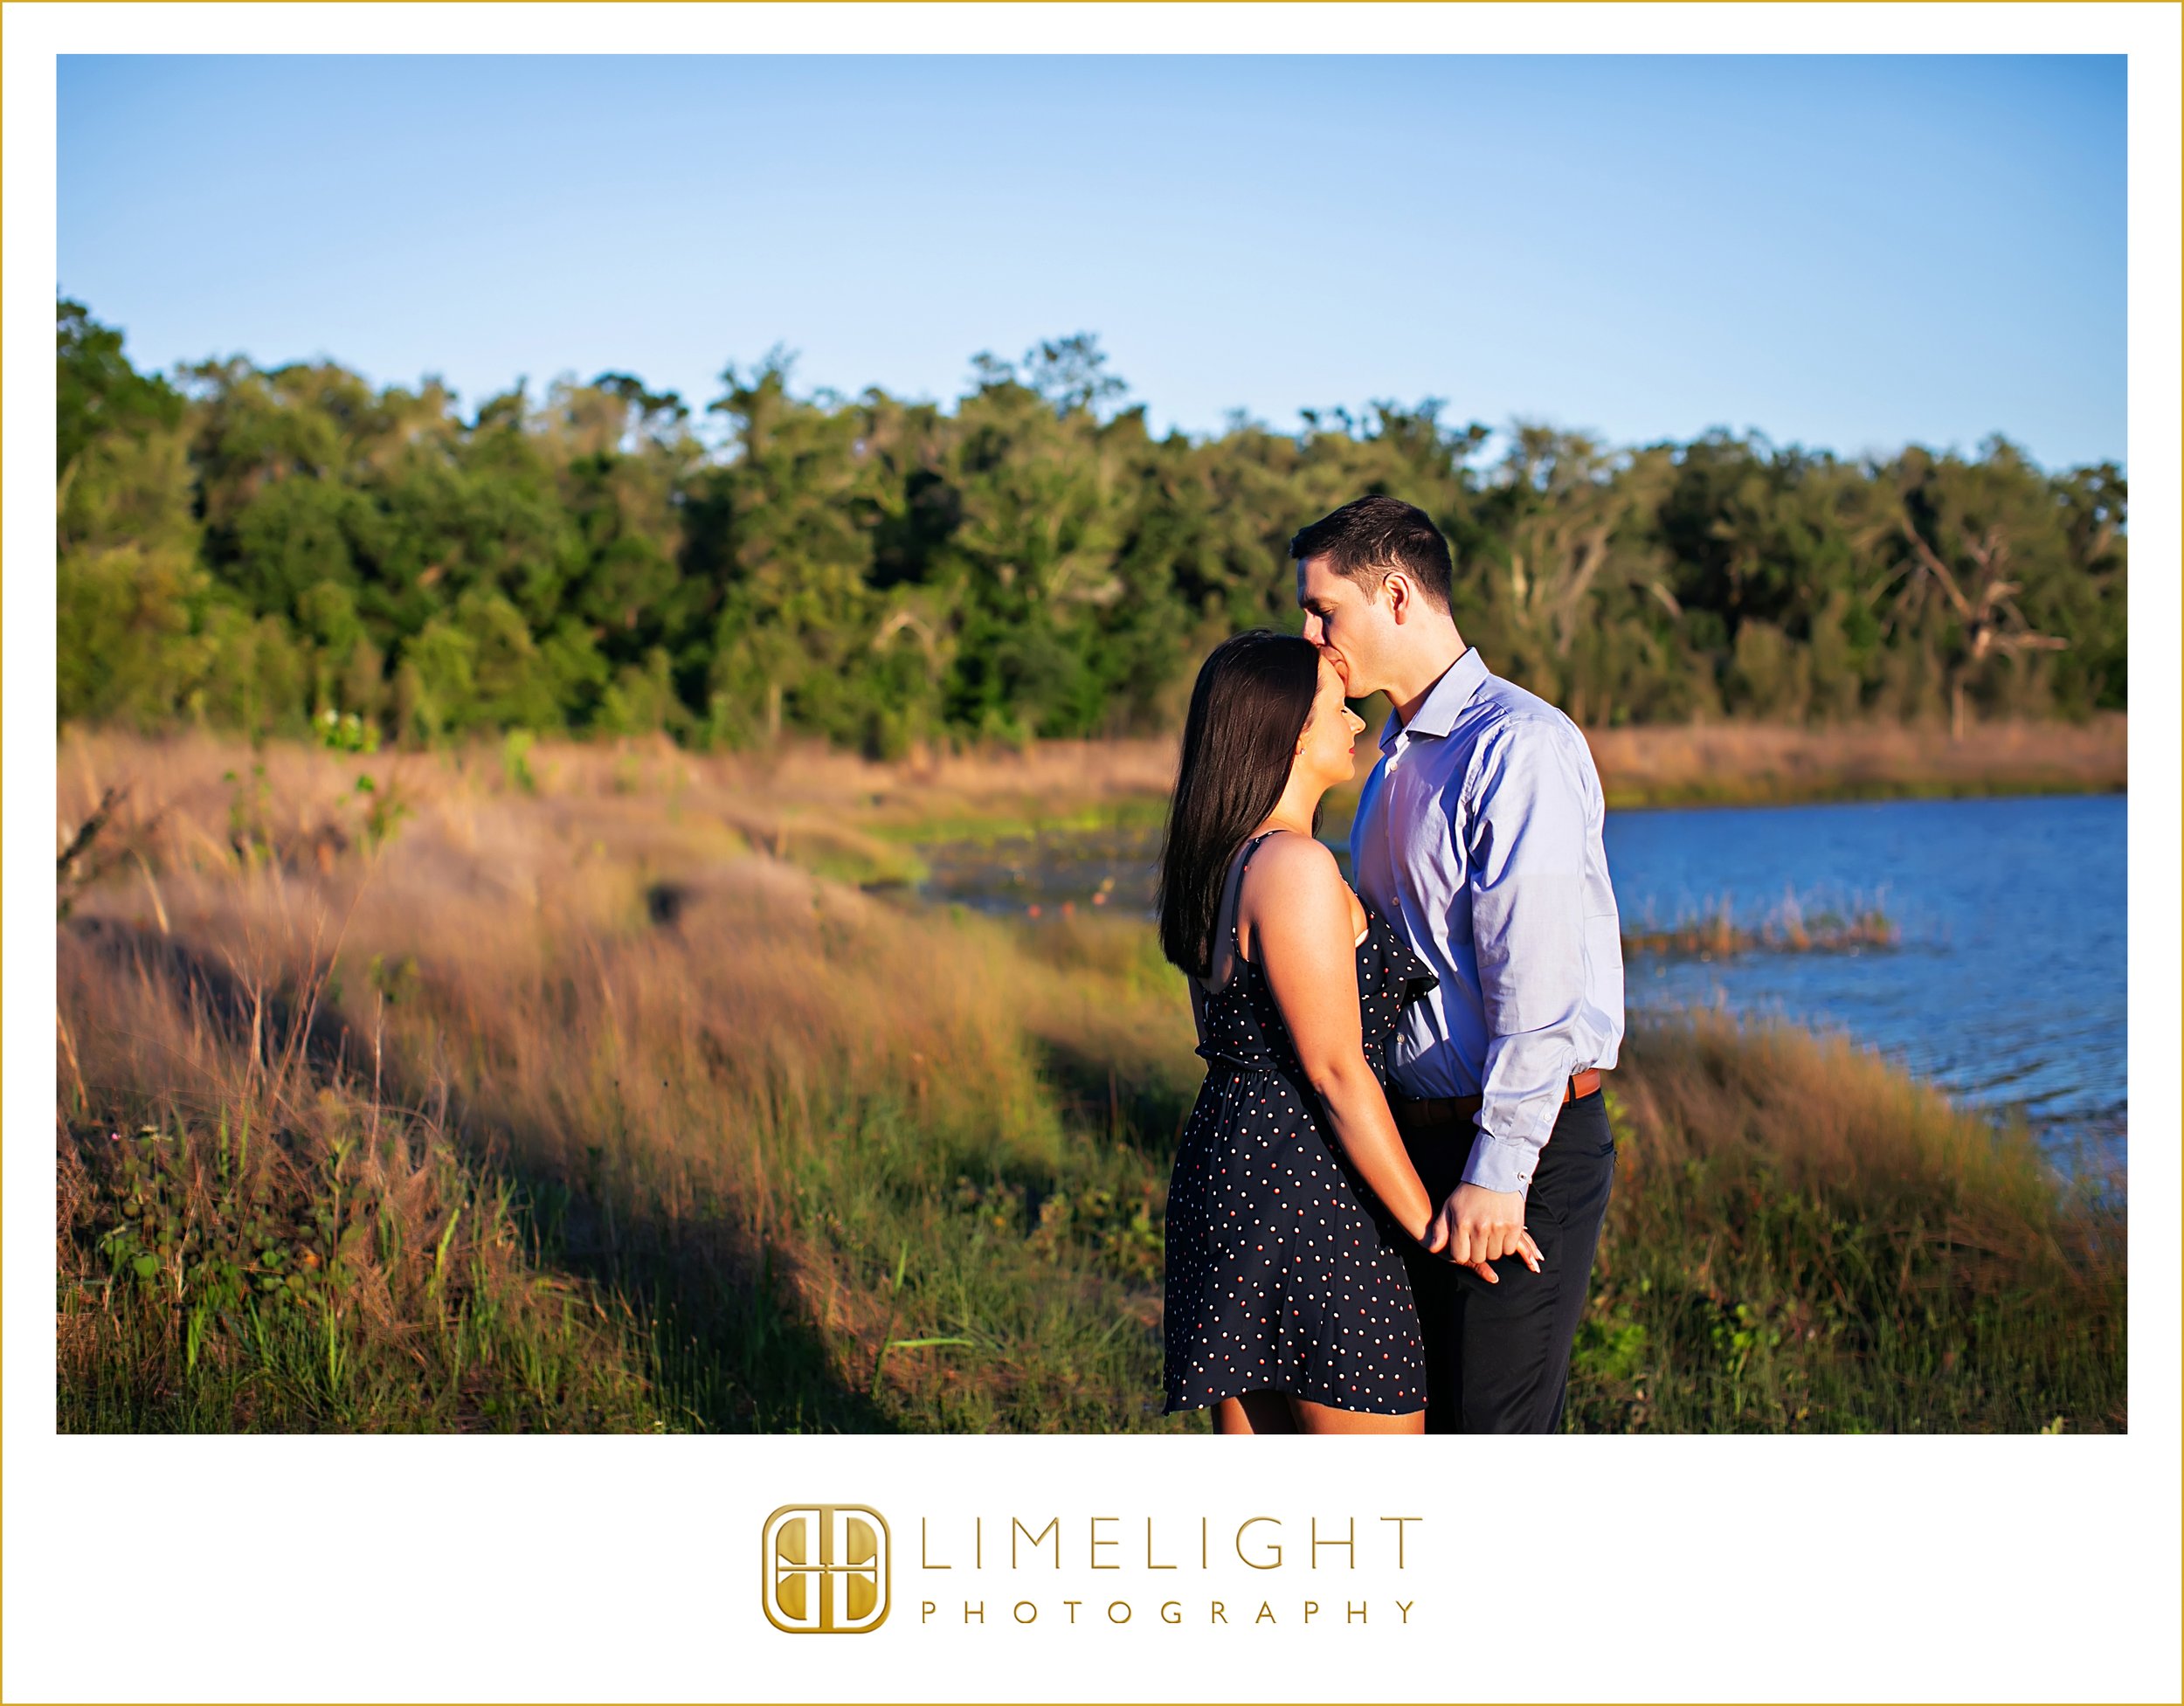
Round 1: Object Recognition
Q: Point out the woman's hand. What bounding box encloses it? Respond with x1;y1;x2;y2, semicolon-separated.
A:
1421;1199;1544;1281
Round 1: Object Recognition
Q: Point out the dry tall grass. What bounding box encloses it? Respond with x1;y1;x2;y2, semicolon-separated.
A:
1581;714;2127;808
58;711;2122;890
59;727;1202;1430
56;727;2124;1432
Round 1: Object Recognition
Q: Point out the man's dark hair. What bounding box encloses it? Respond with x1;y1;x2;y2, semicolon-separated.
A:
1288;494;1453;611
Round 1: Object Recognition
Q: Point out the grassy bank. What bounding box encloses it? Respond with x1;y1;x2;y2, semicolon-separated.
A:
1574;1016;2123;1432
56;729;2124;1432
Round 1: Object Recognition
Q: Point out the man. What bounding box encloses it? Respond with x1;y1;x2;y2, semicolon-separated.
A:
1291;494;1625;1434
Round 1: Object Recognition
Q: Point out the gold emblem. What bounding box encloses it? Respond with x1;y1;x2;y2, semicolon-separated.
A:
762;1505;890;1633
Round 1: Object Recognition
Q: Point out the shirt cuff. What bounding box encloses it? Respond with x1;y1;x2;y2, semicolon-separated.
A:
1461;1129;1539;1198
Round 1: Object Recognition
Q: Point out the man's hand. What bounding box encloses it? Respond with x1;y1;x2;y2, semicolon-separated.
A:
1423;1183;1543;1282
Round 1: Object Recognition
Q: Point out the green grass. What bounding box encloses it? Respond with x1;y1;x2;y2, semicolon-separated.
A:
865;795;1170;848
58;1105;671;1433
738;818;932;888
1566;1013;2125;1433
752;1091;1177;1431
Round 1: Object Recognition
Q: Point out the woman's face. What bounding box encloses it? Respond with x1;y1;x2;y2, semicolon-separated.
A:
1294;655;1367;789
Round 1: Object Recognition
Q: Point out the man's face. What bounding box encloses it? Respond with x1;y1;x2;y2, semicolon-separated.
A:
1296;553;1394;699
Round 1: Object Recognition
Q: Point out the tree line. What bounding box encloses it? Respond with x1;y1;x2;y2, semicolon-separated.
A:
58;299;2126;753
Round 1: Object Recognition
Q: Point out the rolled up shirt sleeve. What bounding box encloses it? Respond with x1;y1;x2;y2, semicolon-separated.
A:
1458;718;1593;1198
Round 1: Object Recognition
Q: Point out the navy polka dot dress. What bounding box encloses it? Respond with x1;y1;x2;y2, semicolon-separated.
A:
1163;832;1441;1417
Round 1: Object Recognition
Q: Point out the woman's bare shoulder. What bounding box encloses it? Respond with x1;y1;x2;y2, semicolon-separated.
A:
1241;830;1343;896
1240;832;1366;966
1245;831;1367;936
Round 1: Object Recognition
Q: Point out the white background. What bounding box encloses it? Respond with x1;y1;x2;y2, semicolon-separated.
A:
6;7;2179;1703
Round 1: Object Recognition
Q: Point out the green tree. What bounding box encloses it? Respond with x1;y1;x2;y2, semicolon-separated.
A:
52;296;2127;751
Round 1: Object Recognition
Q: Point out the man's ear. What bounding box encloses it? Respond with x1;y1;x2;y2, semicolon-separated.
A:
1384;570;1413;625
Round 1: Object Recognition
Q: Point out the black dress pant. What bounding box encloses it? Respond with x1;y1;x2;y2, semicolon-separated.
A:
1394;1090;1616;1433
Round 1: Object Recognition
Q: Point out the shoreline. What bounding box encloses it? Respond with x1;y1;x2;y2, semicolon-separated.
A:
1579;715;2127;813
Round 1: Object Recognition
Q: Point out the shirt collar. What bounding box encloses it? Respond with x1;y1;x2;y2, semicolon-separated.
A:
1379;647;1489;751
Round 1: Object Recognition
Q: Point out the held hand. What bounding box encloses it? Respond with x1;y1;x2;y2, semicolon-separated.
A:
1426;1183;1542;1283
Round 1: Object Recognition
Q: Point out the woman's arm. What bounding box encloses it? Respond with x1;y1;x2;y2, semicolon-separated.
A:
1248;834;1539;1281
1244;837;1437;1247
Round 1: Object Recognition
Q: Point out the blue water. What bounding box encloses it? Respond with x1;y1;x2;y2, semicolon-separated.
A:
1605;795;2126;1160
917;793;2127;1161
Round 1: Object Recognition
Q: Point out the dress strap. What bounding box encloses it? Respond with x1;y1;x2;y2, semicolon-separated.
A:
1229;831;1278;947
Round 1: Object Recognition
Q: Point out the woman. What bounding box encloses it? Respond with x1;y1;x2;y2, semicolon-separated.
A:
1156;630;1540;1434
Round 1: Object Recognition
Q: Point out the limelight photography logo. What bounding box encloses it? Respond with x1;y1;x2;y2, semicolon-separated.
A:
763;1507;1422;1636
762;1505;892;1634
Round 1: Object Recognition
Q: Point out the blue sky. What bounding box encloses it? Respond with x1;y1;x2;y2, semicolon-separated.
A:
58;55;2125;468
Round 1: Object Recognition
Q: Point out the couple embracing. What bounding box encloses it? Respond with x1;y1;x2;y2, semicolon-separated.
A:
1157;495;1626;1435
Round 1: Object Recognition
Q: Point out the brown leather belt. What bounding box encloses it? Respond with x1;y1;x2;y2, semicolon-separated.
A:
1389;1068;1603;1130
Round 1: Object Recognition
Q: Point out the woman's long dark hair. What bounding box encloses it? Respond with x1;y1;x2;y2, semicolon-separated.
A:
1156;630;1323;979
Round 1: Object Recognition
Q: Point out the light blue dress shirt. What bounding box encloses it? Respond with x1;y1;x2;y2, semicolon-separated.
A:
1349;647;1626;1198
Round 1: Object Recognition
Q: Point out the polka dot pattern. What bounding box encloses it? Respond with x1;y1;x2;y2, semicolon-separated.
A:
1162;833;1441;1418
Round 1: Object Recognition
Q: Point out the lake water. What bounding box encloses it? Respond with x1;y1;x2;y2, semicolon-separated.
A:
1606;795;2125;1161
916;793;2128;1164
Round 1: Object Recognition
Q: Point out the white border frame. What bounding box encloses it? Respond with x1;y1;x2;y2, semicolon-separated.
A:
7;11;2178;1703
